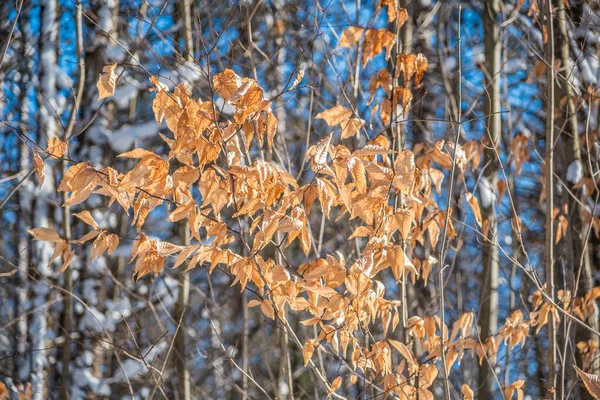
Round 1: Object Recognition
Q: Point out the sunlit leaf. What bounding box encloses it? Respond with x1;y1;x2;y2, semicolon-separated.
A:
73;210;99;230
465;193;482;227
330;376;342;394
33;152;45;187
338;27;364;48
316;105;353;126
0;381;7;400
28;227;62;242
461;384;474;400
97;63;117;100
47;137;67;158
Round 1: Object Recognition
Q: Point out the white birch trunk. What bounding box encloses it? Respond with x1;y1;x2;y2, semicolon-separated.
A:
31;0;59;398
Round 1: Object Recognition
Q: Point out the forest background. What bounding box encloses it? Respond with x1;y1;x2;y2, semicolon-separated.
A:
1;0;600;399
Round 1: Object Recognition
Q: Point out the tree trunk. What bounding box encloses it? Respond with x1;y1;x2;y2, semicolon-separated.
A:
553;2;597;397
174;2;193;399
15;4;34;383
31;0;60;397
59;0;84;396
477;0;501;397
544;2;557;398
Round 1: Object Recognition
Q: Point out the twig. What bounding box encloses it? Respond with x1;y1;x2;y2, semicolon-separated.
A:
0;0;23;73
437;5;462;400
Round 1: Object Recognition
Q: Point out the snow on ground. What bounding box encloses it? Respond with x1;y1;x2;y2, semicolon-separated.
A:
108;121;160;153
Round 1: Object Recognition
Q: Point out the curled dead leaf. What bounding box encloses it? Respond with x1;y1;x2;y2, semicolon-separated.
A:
461;383;474;400
576;366;600;399
33;152;45;187
465;193;482;228
330;376;342;394
97;63;117;100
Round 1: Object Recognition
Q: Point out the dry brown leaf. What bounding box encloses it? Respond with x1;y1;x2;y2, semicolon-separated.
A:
450;312;474;341
33;152;45;187
213;69;241;101
465;193;482;227
380;98;392;124
229;80;254;104
260;299;275;320
73;230;101;244
277;216;303;233
369;69;392;103
106;233;120;254
390;246;406;281
265;111;277;150
415;53;428;85
330;376;342;394
511;134;530;175
504;379;525;400
149;76;170;125
556;215;568;244
302;339;318;366
349;157;367;193
16;383;32;400
118;148;158;159
535;303;558;334
59;250;75;273
156;241;186;256
173;245;199;269
290;66;305;90
48;240;67;266
528;60;546;83
349;225;373;240
362;28;396;65
47;137;67;158
97;63;117;100
393;149;415;195
396;8;409;28
395;209;413;240
355;145;394;156
338;27;364;48
497;179;507;205
28;227;62;242
62;166;100;206
0;381;8;400
576;366;600;399
316;105;353;126
376;0;398;22
73;210;99;230
340;118;364;139
388;339;416;364
247;299;262;308
393;87;413;117
300;223;312;257
461;384;474;400
396;53;417;83
300;316;321;326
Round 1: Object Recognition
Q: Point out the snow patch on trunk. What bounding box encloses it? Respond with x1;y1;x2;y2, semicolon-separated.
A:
567;160;583;184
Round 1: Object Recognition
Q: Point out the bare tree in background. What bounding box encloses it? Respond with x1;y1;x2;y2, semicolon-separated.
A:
478;0;501;397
